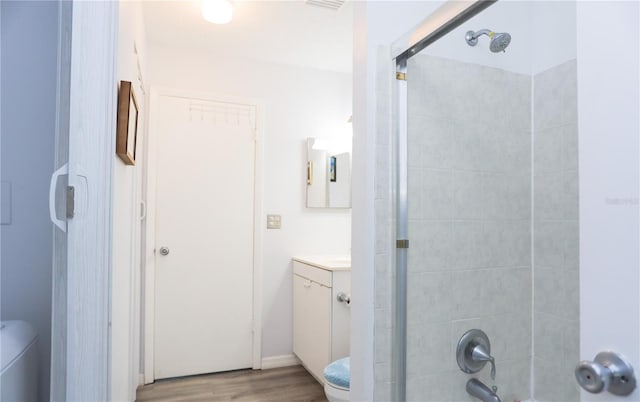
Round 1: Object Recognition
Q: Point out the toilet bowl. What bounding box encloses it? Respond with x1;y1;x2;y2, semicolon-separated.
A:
323;357;349;402
0;320;39;402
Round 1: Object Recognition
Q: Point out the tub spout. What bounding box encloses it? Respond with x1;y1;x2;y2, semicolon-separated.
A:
466;378;501;402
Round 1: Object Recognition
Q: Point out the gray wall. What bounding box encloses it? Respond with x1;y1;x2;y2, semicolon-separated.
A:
1;2;58;400
372;56;581;402
404;54;532;402
533;59;580;402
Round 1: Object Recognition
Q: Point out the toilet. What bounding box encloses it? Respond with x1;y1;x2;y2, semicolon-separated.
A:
323;357;350;402
0;321;39;402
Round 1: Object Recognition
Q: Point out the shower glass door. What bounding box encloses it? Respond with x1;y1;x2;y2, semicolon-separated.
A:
389;2;581;401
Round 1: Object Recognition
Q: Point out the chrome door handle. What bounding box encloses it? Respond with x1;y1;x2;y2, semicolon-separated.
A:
159;246;170;256
575;351;636;396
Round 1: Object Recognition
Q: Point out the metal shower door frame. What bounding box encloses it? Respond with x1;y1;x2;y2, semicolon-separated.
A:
390;1;497;401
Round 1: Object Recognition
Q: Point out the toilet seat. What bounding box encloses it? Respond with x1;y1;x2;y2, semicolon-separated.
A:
323;357;350;402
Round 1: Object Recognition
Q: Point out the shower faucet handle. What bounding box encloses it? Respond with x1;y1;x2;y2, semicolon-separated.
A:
456;329;496;380
575;351;636;396
471;343;496;380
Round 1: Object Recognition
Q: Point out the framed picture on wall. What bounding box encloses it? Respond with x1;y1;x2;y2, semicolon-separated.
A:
116;80;139;165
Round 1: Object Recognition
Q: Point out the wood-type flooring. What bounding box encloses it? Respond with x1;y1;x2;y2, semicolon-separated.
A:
136;365;328;402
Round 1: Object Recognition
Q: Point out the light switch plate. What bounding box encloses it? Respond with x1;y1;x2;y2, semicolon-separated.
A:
267;214;281;229
1;181;11;225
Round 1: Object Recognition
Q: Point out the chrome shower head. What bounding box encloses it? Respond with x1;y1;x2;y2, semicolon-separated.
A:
465;29;511;53
489;32;511;53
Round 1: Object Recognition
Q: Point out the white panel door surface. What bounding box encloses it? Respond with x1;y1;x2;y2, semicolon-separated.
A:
153;95;255;379
578;2;639;401
50;1;118;400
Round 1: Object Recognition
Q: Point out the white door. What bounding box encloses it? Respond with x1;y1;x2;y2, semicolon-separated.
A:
50;1;118;400
153;94;256;379
578;2;639;401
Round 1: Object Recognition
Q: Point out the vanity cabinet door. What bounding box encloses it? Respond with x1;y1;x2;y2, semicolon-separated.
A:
293;274;331;383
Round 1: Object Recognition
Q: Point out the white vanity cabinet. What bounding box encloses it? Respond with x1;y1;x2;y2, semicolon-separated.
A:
292;257;350;384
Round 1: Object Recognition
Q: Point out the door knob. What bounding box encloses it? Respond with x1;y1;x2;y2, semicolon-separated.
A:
575;351;636;396
159;246;170;256
337;292;351;305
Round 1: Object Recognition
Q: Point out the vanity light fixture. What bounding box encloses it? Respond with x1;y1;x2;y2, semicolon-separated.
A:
202;0;233;24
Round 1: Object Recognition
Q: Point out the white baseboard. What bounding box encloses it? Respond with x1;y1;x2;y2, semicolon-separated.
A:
261;354;300;370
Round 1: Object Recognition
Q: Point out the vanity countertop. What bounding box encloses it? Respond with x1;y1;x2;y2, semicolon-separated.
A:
292;255;351;271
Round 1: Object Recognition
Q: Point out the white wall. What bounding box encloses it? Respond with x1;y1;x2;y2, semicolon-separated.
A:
113;1;148;399
577;2;639;401
147;45;352;360
0;2;57;400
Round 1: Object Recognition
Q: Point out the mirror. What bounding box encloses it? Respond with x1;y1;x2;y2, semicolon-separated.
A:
306;137;351;208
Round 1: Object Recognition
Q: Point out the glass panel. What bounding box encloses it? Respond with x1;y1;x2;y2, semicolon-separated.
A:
394;2;579;401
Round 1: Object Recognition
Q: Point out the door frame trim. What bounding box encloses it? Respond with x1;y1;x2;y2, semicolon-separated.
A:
144;87;264;382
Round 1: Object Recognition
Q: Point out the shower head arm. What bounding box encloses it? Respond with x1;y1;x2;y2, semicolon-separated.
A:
465;29;493;46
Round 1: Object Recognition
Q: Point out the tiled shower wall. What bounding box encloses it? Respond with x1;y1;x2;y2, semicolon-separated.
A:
373;55;580;402
403;55;532;402
532;59;580;402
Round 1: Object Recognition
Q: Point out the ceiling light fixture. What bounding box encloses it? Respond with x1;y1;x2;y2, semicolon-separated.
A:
202;0;233;25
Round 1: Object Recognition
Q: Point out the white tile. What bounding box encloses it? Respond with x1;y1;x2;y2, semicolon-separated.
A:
452;122;494;172
562;122;579;171
375;199;391;255
375;362;392;383
559;268;579;320
408;168;423;220
407;371;453;402
495;359;532;402
407;321;450;377
450;269;489;319
503;172;531;220
375;144;391;201
534;67;565;130
534;173;564;220
422;169;453;220
562;318;580;362
375;270;392;310
563;169;579;220
408;119;426;169
534;125;563;175
418;114;454;170
534;221;564;268
374;381;393;402
408;221;453;272
491;268;531;316
407;271;453;323
451;221;488;270
505;129;532;173
375;328;392;364
452;171;486;220
485;221;531;268
534;312;564;360
534;267;563;315
489;312;531;362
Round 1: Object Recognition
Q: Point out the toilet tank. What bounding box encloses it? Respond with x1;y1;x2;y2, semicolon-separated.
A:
0;321;38;402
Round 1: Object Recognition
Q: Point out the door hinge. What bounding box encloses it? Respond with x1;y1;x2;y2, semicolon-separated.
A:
66;186;75;219
396;239;409;249
396;72;407;81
